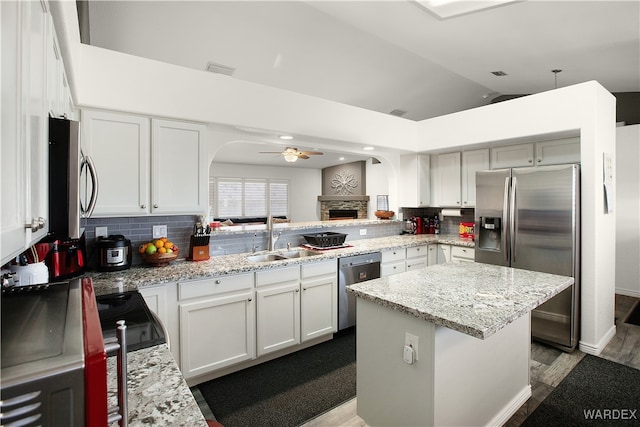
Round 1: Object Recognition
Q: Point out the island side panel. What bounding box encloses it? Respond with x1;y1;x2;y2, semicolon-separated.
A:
356;298;437;426
433;314;531;426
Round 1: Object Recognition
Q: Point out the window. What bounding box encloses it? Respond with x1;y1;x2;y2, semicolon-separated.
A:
210;177;289;218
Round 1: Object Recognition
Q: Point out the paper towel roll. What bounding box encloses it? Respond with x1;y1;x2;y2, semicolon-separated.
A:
441;209;462;217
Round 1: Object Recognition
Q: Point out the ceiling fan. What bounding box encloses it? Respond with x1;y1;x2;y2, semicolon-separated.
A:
259;147;324;162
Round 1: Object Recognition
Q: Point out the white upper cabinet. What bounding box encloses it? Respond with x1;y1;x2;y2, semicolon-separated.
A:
490;143;534;169
81;110;151;216
461;149;489;207
1;1;52;264
82;111;207;216
399;154;430;207
432;152;461;207
151;119;208;214
535;137;580;165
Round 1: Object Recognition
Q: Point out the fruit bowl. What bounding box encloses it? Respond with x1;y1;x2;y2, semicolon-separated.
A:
374;210;395;220
141;249;179;267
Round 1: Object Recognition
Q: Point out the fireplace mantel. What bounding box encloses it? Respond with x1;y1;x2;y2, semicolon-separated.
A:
317;195;370;202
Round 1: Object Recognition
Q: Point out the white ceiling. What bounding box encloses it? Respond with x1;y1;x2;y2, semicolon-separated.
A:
85;0;640;168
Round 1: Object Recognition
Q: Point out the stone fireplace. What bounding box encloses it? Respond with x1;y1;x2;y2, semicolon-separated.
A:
318;161;369;220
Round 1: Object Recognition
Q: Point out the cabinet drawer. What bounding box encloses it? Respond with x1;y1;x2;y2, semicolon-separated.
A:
381;248;405;263
178;273;254;300
381;260;406;277
301;260;336;279
256;266;300;287
406;245;428;259
451;246;475;261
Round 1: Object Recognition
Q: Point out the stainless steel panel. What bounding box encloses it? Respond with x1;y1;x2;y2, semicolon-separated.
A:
474;169;510;266
338;252;382;330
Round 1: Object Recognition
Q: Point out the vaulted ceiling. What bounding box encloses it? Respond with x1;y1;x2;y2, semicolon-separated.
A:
84;0;639;167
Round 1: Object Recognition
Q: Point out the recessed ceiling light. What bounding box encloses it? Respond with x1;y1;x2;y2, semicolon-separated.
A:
363;146;375;151
339;157;346;161
279;135;293;140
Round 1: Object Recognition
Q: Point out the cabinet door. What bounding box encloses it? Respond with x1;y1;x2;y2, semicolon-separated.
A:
301;274;337;341
491;144;534;169
180;290;255;379
461;149;489;207
140;285;167;321
381;260;406;277
535;138;580;166
151;119;207;214
437;244;452;264
433;152;461;207
406;245;429;270
27;0;49;245
256;282;301;356
82;110;150;216
399;154;430;207
451;246;475;262
427;244;438;266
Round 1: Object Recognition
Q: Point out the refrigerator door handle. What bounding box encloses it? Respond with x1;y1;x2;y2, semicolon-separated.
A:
502;176;510;264
510;176;518;263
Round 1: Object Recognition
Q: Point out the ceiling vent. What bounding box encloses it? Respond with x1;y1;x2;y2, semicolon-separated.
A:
205;62;235;76
389;109;407;117
491;71;508;76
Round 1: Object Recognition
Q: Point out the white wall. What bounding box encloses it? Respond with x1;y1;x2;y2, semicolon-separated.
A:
417;82;617;354
615;125;640;297
210;162;321;222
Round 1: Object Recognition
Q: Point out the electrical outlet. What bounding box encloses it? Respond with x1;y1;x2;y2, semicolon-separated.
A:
405;332;419;361
95;226;108;238
153;225;167;239
359;229;367;236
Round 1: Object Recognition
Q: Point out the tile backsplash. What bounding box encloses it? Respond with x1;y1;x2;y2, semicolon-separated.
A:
82;215;403;269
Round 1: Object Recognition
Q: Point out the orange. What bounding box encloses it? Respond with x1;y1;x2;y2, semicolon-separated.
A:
154;239;165;248
158;247;167;254
161;237;168;242
164;241;173;249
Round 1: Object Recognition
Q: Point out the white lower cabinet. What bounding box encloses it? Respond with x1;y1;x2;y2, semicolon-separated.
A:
301;260;338;341
437;244;452;264
406;245;430;271
139;284;167;321
256;267;301;356
178;273;256;380
451;246;475;262
381;248;406;277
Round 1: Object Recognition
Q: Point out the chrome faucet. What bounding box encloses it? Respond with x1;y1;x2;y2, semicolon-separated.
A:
267;216;282;251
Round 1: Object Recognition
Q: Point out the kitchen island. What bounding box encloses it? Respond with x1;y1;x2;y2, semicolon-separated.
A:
347;262;574;427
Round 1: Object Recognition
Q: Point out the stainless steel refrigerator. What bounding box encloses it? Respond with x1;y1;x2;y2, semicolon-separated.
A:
475;164;580;352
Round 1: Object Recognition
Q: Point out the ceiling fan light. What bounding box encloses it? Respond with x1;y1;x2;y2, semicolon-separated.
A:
284;153;298;162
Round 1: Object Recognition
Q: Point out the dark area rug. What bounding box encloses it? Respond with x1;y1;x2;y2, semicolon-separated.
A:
624;301;640;327
522;355;640;426
198;329;356;427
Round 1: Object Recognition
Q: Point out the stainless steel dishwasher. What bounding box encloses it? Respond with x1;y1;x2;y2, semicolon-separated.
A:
338;252;382;331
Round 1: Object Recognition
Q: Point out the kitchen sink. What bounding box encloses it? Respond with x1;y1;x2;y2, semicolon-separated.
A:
246;249;322;263
246;254;288;262
277;249;321;258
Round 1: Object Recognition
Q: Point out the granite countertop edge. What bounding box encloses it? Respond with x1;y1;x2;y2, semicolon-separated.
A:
89;234;474;295
347;263;574;340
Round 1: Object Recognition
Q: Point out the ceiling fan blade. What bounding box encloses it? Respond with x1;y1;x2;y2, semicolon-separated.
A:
259;151;287;154
299;151;323;155
298;154;310;159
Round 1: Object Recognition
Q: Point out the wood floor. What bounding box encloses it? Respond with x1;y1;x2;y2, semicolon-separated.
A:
194;294;640;427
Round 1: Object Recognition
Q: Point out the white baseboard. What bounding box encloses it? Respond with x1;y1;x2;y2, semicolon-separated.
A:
615;288;640;298
579;324;616;355
486;384;531;427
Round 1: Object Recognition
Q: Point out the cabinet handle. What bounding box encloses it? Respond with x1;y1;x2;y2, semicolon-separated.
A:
25;217;45;232
141;204;146;209
528;159;533;163
303;288;307;291
537;159;542;163
248;298;252;302
215;280;221;284
154;204;159;208
296;289;300;293
416;248;420;252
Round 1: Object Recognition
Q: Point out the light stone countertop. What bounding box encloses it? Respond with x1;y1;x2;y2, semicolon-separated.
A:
347;262;574;339
90;234;474;296
107;344;208;427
